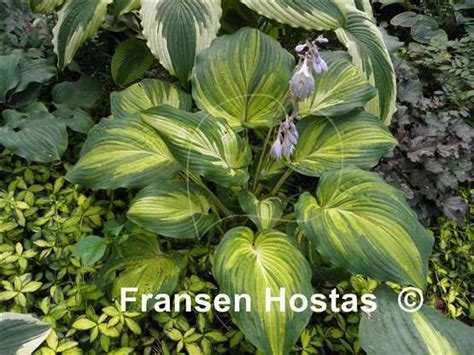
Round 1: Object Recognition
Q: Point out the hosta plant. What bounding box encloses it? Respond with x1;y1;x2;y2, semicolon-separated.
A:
29;0;473;354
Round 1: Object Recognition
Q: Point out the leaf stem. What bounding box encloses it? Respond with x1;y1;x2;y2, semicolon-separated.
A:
188;173;232;217
252;127;274;192
269;168;293;196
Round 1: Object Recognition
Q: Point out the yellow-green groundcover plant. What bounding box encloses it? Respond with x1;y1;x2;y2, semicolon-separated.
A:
16;0;474;354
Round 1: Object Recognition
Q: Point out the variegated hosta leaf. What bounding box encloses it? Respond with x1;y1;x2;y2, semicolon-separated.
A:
335;9;397;124
299;59;378;117
240;0;346;30
142;105;252;187
0;312;51;354
110;79;192;119
66;116;179;189
360;286;474;354
101;235;185;311
295;168;434;288
111;38;155;87
192;27;294;129
140;0;222;83
111;0;140;17
29;0;64;13
52;0;112;69
239;1;396;124
127;180;218;239
213;227;313;354
289;112;396;176
238;191;284;230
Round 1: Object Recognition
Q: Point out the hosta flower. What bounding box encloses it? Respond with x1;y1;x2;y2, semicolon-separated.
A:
311;47;328;74
270;112;300;160
270;134;283;159
290;57;314;101
295;43;307;52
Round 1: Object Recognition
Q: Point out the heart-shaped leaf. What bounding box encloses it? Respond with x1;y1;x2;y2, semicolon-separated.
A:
101;235;185;311
289;112;396;176
66;116;179;189
140;0;222;82
127;180;218;239
192;27;294;129
110;78;192;119
238;191;285;230
213;227;313;354
295;168;434;288
142;105;252;187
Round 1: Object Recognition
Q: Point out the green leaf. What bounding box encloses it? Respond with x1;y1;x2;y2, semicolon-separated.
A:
29;0;64;13
72;318;96;330
0;312;51;354
390;11;418;27
140;0;222;83
53;104;93;134
52;75;104;109
411;15;448;44
66;116;179;189
238;191;284;230
299;59;378;117
111;38;155;87
110;78;192;119
335;9;396;123
71;235;107;265
295;168;434;288
127;180;218;239
52;0;112;69
110;0;139;17
240;0;346;30
103;235;185;311
15;57;56;93
0;54;21;103
192;27;294;129
359;286;474;354
289;112;396;176
213;227;313;355
142;105;252;187
0;108;68;162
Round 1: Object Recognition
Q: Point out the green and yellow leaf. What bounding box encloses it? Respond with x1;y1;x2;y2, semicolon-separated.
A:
213;227;313;355
142;105;252;187
192;27;294;129
238;191;284;230
66;116;179;189
295;168;434;288
140;0;222;82
110;79;192;119
127;180;218;239
299;59;378;117
289;112;396;176
102;235;185;311
240;0;346;30
52;0;112;69
360;286;474;354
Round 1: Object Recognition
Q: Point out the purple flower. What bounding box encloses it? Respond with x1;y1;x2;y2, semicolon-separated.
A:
270;134;283;159
295;43;307;53
315;34;329;44
311;47;328;74
290;58;315;101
